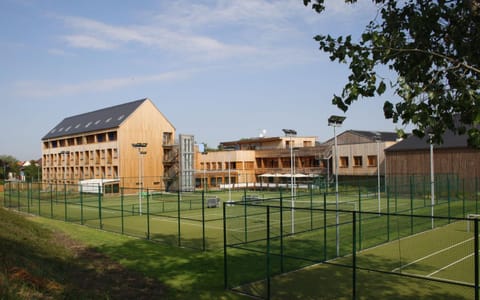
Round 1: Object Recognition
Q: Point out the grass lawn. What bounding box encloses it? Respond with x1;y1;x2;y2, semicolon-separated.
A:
0;203;247;299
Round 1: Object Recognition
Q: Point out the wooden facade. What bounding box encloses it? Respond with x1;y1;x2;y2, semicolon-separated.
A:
42;99;176;189
196;136;329;189
326;130;399;177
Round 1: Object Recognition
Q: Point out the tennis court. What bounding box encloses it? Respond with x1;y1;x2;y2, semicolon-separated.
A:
225;202;479;299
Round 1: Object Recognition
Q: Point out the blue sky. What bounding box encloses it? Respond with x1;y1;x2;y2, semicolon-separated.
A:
1;0;408;161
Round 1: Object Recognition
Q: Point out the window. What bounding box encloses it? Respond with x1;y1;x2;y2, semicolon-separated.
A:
368;155;378;167
108;131;117;141
353;156;363;167
339;156;349;168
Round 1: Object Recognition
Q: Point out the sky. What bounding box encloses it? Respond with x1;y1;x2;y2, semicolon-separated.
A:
0;0;410;161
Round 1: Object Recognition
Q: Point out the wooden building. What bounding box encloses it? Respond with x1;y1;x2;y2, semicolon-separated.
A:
385;128;480;179
41;98;177;189
195;136;329;189
324;130;399;177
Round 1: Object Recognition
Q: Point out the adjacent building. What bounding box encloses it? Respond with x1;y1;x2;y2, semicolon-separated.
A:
41;98;181;190
385;128;480;179
325;130;400;177
193;130;401;190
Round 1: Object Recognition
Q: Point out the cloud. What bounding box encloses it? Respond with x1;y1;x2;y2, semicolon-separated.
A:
12;69;197;98
63;34;117;50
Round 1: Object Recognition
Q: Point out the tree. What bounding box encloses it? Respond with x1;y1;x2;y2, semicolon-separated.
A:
303;0;480;146
0;155;19;180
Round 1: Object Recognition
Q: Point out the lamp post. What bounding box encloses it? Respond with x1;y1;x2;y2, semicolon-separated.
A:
282;128;297;234
328;115;346;257
429;133;435;229
132;142;148;216
375;132;381;214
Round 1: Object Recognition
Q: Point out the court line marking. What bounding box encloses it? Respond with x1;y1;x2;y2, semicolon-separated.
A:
392;237;473;273
427;252;474;277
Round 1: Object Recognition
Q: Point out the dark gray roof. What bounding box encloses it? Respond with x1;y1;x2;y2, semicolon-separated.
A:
386;129;472;152
42;98;147;140
347;130;399;142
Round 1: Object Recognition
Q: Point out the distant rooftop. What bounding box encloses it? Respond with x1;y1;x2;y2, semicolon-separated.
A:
42;98;147;140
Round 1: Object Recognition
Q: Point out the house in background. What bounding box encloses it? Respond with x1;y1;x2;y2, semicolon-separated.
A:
41;98;186;190
324;130;400;178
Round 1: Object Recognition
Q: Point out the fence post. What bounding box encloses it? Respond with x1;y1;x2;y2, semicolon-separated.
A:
358;187;362;251
310;184;313;230
49;184;52;218
177;190;181;247
121;188;124;234
80;185;84;225
475;218;479;300
223;202;228;289
410;176;414;235
462;179;466;218
98;186;102;229
146;189;150;240
280;189;284;273
447;177;451;222
352;211;357;300
323;192;327;261
266;205;271;300
64;184;67;222
27;182;31;213
476;177;479;215
387;186;390;242
202;190;206;251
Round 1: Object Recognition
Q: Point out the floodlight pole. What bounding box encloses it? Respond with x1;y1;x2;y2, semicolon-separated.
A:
283;128;297;234
429;134;435;229
328;115;346;257
132;143;147;216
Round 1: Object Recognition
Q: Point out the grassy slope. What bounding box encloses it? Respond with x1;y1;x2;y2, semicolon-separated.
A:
0;207;245;299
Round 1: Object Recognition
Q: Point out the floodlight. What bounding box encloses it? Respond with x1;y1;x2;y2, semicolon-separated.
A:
282;129;297;136
328;115;346;126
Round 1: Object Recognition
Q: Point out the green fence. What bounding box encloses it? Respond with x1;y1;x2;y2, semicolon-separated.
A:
2;182;231;250
224;202;479;299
